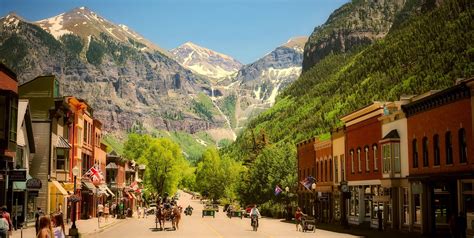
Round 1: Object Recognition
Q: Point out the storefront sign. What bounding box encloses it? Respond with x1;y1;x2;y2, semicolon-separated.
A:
9;170;26;181
373;195;390;202
26;178;42;189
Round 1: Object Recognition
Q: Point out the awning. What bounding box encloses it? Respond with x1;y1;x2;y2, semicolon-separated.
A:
56;136;71;149
63;182;81;194
106;162;118;170
98;184;115;197
105;186;115;197
13;181;26;191
81;181;97;191
51;180;68;196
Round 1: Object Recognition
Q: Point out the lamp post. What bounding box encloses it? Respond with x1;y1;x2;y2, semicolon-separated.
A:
311;183;317;219
285;186;290;221
69;166;79;237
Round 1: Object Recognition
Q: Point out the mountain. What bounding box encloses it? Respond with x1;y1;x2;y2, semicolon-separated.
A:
223;0;473;159
35;6;169;56
220;36;307;131
171;42;242;80
302;0;406;72
0;9;234;142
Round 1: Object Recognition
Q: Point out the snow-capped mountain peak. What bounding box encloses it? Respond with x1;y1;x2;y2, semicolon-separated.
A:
171;42;243;80
34;6;168;55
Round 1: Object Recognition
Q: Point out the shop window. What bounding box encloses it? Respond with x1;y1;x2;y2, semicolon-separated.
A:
402;188;409;224
393;143;401;173
434;184;450;224
461;181;474;216
350;187;359;216
357;148;361;173
350;150;355;173
382;144;391;173
365;186;372;218
459;128;467;163
365;147;370;172
373;145;378;171
413;139;419;168
422;137;429;167
433;134;440;166
414;194;421;224
446;131;453;164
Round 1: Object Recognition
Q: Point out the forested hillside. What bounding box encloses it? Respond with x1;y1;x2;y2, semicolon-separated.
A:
222;0;473;210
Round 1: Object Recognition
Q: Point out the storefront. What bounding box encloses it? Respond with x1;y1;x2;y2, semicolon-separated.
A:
25;177;41;224
48;180;68;214
81;180;96;219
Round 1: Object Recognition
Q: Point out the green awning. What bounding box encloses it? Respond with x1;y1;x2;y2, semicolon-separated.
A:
13;181;26;191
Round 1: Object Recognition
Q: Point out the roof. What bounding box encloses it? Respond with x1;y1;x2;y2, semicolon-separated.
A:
16;100;35;152
0;63;17;81
383;129;400;140
56;135;71;149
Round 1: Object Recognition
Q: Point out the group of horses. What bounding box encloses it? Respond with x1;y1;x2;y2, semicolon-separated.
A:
155;204;182;230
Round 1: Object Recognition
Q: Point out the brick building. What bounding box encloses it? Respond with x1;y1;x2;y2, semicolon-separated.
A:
296;138;316;215
402;79;474;236
314;138;333;223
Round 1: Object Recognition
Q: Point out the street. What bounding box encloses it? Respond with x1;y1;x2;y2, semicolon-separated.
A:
85;192;360;238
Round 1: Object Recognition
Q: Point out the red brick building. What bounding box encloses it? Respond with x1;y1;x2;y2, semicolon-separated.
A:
296;138;316;215
314;138;333;223
402;79;474;236
340;102;384;226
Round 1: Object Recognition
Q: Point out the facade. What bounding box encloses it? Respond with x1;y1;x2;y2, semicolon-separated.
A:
340;102;384;226
402;79;474;236
296;138;316;215
331;127;345;224
378;99;412;231
14;100;36;225
314;138;333;223
0;63;19;211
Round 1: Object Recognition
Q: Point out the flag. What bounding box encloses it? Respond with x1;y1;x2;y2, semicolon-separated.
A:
84;165;104;182
300;176;315;191
274;185;283;196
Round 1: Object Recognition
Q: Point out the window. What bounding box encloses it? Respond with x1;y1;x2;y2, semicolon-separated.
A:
402;188;409;225
459;128;468;163
433;134;440;166
365;147;370;172
394;143;401;173
0;96;6;140
383;144;391;173
54;79;60;97
16;146;24;169
350;150;355;173
446;132;453;164
373;145;378;171
414;194;421;224
9;97;18;142
413;139;419;168
334;156;338;183
83;123;87;143
341;155;346;181
56;149;68;170
357;148;361;173
350;187;359;216
330;158;333;182
422;137;429;167
324;160;328;182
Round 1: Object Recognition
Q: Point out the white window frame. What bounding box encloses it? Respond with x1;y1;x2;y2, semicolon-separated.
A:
357;149;361;173
365;147;370;172
373;145;378;171
394;143;401;173
351;150;355;173
383;144;391;174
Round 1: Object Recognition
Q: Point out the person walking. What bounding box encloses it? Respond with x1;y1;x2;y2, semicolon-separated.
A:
295;207;305;231
97;203;104;222
104;204;109;222
35;207;44;234
0;213;9;238
37;216;52;238
52;213;65;238
1;206;12;237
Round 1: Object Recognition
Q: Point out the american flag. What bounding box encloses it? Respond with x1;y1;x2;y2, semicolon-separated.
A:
300;176;315;191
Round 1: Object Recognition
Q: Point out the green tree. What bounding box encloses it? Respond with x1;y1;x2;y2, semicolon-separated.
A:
123;133;153;162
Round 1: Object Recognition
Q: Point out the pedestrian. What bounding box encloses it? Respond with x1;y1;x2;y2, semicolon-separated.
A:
0;213;9;238
137;206;141;219
104;204;109;222
52;213;65;238
110;203;116;218
1;206;12;237
57;203;63;215
37;216;52;238
35;207;44;234
97;203;104;222
295;207;305;231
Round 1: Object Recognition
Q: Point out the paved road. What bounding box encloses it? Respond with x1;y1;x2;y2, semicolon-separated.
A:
85;191;360;238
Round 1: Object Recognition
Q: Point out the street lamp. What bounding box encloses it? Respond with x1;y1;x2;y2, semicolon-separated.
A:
311;183;316;218
69;166;80;237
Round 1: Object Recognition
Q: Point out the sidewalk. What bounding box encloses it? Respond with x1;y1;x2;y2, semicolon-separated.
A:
313;222;431;238
12;216;125;238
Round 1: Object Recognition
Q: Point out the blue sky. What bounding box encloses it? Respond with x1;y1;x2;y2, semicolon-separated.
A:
0;0;348;64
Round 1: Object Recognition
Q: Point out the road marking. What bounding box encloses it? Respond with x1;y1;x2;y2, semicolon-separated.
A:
201;219;224;238
229;217;273;238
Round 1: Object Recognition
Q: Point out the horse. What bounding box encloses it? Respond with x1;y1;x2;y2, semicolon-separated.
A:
155;205;166;230
172;206;182;230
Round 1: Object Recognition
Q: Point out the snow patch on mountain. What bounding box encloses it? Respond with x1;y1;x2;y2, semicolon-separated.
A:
36;13;72;38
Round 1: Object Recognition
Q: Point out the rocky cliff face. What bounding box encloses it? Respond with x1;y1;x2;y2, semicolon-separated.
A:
0;12;228;134
171;42;242;80
222;36;307;130
303;0;406;72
